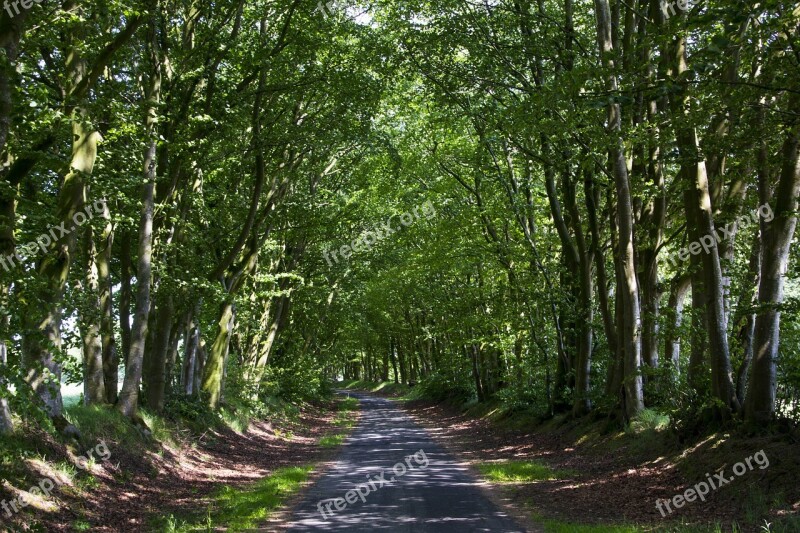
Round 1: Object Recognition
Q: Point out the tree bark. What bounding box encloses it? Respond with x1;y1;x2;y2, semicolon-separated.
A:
119;231;132;366
734;232;761;405
0;317;12;434
664;274;691;372
593;0;644;419
81;222;105;405
181;301;201;396
145;296;174;412
202;297;236;407
669;10;738;416
25;114;99;420
746;94;800;425
117;11;160;418
97;200;117;404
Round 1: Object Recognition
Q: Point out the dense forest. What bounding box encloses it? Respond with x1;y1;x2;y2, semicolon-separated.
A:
0;0;798;530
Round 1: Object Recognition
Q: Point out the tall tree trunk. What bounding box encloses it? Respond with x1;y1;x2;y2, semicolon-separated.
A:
746;95;800;425
593;0;643;419
194;336;206;399
734;232;761;405
252;291;291;382
398;340;408;385
564;172;593;416
390;338;399;383
585;175;618;375
145;296;174;412
470;344;484;402
119;231;132;366
0;339;11;434
97;200;118;404
202;299;234;408
165;311;184;397
664;274;691;372
25;114;99;421
81;222;105;405
670;15;737;416
0;0;30;436
181;301;201;396
117;11;161;418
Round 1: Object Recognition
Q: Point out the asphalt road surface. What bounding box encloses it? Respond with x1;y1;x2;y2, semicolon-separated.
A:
284;392;526;532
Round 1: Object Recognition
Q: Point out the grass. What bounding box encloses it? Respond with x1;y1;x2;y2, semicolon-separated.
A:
338;396;359;412
160;466;313;532
330;394;359;429
539;519;642;532
319;434;346;448
477;459;573;483
537;516;748;532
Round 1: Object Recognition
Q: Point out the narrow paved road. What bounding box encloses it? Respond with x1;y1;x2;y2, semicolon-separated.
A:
284;392;525;532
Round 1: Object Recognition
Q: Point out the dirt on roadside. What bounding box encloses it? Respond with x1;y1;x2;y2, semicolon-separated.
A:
1;402;344;532
400;399;799;533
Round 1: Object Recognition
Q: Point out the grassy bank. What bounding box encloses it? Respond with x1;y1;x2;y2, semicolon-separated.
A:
0;393;347;532
155;394;360;532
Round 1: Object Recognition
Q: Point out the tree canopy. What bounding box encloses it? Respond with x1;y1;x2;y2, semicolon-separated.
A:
0;0;798;440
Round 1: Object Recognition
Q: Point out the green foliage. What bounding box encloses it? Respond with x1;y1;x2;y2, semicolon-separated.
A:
260;361;330;405
626;409;671;435
494;386;546;414
476;460;573;483
415;373;475;405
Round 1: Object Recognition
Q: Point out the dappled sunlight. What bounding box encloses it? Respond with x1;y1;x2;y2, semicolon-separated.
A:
285;393;523;532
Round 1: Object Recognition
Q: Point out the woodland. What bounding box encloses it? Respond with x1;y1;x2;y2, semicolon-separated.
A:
0;0;799;530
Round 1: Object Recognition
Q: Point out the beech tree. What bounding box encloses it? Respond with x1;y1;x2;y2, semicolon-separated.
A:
0;0;796;437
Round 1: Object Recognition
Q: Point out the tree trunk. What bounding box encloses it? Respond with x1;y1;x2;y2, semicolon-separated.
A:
585;174;618;375
145;296;174;412
181;301;201;396
81;223;106;405
0;0;30;436
734;232;761;405
664;274;691;372
593;0;643;419
398;340;408;385
97;199;117;404
194;337;206;398
470;344;485;402
202;299;234;408
117;12;161;418
746;96;800;425
119;231;132;366
0;328;12;435
390;338;399;383
669;16;737;416
25;114;100;420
